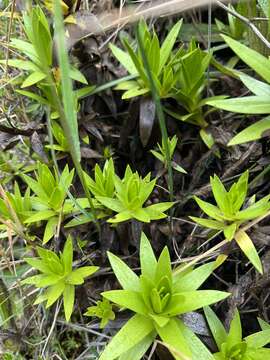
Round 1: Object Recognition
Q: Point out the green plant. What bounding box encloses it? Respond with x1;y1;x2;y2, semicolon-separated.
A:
0;183;32;238
22;162;77;243
207;35;270;145
215;2;247;40
85;159;115;199
2;6;89;118
63;160;115;228
22;236;99;321
46;121;69;153
99;232;230;360
84;298;115;329
97;165;173;223
111;21;225;149
0;151;36;185
150;135;186;173
204;306;270;359
165;39;226;149
190;171;270;273
110;19;183;99
258;317;270;331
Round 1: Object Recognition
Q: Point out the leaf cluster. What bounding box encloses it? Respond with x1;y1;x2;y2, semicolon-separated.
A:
22;162;76;243
1;6;90;118
99;233;229;359
207;35;270;145
150;135;186;173
84;298;115;329
89;162;173;223
22;236;98;321
190;171;270;273
204;307;270;360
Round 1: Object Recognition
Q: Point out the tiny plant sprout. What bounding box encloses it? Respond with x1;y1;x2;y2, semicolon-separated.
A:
150;135;186;173
204;306;270;360
22;162;75;244
98;232;230;360
110;19;183;100
84;298;115;329
190;171;270;273
96;164;174;223
22;236;99;321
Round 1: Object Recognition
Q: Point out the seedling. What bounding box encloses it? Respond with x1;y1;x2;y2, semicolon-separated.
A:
46;121;70;153
22;162;76;243
204;306;270;359
0;183;32;224
22;236;99;321
99;233;229;359
110;19;183;99
0;183;32;239
190;171;270;273
1;6;88;117
97;165;173;223
84;298;115;329
111;20;225;149
84;159;115;199
150;135;186;173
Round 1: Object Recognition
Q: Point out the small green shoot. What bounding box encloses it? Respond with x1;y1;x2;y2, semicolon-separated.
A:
22;236;99;321
190;171;270;273
22;162;75;244
150;135;186;173
110;19;183;99
204;306;270;360
97;165;173;223
84;298;115;329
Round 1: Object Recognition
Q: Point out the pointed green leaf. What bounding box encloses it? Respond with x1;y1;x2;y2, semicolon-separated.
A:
222;35;270;83
226;309;242;351
99;314;154;360
164;291;230;316
204;306;227;351
118;332;156;360
173;262;216;292
102;290;147;315
229;116;270;145
107;252;140;291
245;329;270;348
190;217;225;230
159;20;182;71
21;71;47;88
193;196;224;221
177;318;213;360
109;43;138;75
43;216;58;244
62;236;73;273
140;232;157;280
46;282;65;307
155;318;191;358
155;247;172;288
235;230;263;274
63;284;75;321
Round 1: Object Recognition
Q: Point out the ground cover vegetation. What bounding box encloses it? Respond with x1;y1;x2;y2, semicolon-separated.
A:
1;0;270;359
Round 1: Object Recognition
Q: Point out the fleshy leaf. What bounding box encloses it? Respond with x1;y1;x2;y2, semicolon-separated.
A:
107;252;141;291
99;314;154;360
234;230;263;274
